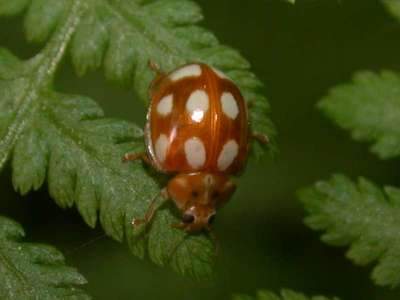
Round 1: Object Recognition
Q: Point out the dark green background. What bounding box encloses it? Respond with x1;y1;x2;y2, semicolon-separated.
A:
1;0;400;299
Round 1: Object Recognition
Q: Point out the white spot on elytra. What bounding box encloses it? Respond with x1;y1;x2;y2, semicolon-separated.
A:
170;64;202;81
221;92;239;119
212;67;229;80
218;140;239;171
186;90;209;122
155;134;169;163
184;137;206;169
157;94;173;116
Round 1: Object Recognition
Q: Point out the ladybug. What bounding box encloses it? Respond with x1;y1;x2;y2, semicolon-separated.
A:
124;62;268;232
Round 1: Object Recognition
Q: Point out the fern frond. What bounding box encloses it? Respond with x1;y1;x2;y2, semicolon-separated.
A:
233;289;339;300
0;216;89;299
0;47;215;278
0;0;276;278
299;174;400;287
383;0;400;20
319;71;400;159
0;0;275;157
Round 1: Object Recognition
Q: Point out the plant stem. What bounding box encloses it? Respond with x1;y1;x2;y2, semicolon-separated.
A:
0;0;86;170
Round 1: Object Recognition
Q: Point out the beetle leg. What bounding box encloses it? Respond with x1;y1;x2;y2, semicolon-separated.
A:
251;132;269;145
148;60;166;97
148;60;164;75
132;188;169;227
122;152;151;165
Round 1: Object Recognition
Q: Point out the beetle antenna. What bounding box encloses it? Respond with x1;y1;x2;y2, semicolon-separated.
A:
65;233;107;256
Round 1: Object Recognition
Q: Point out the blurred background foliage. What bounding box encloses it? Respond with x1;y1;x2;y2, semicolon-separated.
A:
1;0;400;299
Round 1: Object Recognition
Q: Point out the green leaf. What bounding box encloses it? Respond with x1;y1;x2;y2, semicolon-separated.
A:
0;0;272;278
233;289;339;300
0;0;275;157
0;0;30;16
24;0;68;43
299;174;400;287
0;215;89;299
0;46;215;278
319;71;400;159
382;0;400;21
0;0;85;170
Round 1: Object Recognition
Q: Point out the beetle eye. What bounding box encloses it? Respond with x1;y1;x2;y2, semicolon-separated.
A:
208;214;216;225
182;213;195;224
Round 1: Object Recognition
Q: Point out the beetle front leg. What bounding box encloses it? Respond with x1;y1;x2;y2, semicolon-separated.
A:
122;152;151;165
132;188;169;227
148;60;164;75
251;132;269;145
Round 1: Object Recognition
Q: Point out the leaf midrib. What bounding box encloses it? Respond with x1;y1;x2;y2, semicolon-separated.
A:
0;0;86;171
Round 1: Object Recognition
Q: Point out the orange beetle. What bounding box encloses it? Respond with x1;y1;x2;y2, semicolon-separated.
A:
124;63;267;232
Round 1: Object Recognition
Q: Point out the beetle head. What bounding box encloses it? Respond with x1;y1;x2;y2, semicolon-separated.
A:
167;172;236;232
